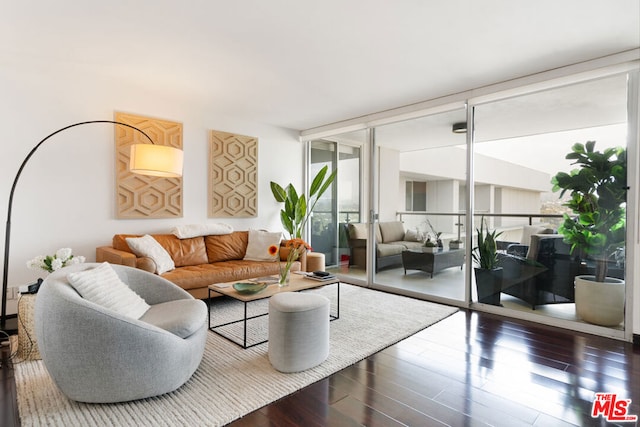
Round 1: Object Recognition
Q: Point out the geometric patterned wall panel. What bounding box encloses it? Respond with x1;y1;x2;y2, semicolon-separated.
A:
208;130;258;218
114;112;183;219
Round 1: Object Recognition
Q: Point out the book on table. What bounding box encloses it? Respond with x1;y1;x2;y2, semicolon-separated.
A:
307;274;337;282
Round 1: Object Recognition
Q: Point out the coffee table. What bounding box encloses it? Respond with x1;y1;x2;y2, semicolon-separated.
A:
402;248;465;278
208;273;340;348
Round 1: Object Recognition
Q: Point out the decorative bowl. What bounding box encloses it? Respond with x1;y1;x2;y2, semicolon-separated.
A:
232;282;268;295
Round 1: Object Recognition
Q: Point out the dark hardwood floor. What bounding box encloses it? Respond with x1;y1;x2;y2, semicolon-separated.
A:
2;310;638;426
230;310;639;427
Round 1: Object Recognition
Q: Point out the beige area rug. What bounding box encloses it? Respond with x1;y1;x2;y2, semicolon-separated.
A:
15;284;458;427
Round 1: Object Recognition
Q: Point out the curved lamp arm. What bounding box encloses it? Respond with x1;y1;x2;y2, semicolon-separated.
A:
1;120;184;331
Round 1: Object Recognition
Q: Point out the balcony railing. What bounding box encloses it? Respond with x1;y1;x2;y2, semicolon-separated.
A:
397;211;564;243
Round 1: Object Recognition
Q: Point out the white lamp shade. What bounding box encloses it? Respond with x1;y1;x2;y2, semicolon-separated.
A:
129;144;183;178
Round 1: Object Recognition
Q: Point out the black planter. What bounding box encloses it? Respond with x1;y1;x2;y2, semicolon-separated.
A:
474;267;503;306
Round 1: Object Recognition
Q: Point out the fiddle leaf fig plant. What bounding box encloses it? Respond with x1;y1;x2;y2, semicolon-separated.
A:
270;165;337;239
551;141;627;282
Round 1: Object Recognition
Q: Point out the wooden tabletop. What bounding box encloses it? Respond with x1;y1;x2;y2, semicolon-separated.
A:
208;273;339;302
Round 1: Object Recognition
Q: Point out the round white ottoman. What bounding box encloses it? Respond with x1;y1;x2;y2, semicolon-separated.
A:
268;292;330;373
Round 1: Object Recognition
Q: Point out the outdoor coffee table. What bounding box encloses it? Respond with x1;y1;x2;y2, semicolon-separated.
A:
208;273;340;348
402;248;465;278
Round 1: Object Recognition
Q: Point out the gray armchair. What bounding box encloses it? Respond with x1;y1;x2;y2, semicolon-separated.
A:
35;263;208;403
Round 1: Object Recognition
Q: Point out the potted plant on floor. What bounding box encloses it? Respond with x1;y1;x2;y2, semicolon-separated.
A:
551;141;627;326
472;218;503;306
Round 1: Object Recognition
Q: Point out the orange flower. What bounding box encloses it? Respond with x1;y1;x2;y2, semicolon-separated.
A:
284;238;311;251
268;245;279;256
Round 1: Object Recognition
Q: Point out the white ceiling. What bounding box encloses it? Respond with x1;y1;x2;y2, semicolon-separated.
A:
3;1;639;131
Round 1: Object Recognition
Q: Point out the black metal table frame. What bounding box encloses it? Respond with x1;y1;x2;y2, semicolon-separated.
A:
208;282;340;349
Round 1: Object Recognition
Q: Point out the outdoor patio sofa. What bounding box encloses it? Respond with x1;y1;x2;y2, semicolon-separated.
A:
346;221;424;271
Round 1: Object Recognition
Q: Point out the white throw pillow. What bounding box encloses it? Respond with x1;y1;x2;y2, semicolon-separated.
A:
126;234;175;274
67;262;150;319
171;223;234;239
243;229;282;261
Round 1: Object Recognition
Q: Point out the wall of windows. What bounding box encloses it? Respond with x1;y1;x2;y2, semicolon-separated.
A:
301;54;639;341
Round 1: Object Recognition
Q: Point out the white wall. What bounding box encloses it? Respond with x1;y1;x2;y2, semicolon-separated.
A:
494;187;543;228
0;61;303;312
400;146;550;192
426;180;459;234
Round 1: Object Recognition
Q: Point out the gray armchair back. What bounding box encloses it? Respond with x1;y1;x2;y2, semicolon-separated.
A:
500;235;580;309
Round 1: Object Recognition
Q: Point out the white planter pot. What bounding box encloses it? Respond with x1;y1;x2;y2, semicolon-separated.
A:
574;275;625;327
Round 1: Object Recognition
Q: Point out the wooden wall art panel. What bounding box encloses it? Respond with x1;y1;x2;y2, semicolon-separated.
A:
115;112;183;218
209;130;258;218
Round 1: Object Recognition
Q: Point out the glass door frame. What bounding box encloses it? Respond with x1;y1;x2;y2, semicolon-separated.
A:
368;107;472;308
307;137;368;286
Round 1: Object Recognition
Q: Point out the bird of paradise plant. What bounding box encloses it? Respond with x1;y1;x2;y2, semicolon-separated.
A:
270;165;337;240
270;165;336;285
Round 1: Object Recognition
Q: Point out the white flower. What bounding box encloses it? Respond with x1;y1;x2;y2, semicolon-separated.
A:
27;248;85;273
56;248;73;262
50;258;63;271
27;255;46;271
68;256;86;265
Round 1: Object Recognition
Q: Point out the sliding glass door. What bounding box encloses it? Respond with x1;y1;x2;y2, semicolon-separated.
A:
472;73;630;333
303;63;638;340
309;135;366;282
370;107;469;305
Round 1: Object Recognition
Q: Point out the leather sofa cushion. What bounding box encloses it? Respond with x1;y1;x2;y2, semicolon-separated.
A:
113;234;137;252
161;259;300;291
113;234;208;268
205;231;248;263
153;235;208;267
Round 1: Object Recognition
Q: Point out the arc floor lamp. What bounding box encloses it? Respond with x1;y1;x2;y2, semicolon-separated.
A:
1;120;184;333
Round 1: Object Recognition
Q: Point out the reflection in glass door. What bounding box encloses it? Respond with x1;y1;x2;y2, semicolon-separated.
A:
472;73;629;334
370;107;469;305
310;137;364;282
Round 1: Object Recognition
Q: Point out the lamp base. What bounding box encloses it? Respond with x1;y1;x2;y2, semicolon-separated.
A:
1;317;18;339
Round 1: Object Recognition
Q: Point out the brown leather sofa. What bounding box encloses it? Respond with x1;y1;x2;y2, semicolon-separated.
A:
96;231;306;299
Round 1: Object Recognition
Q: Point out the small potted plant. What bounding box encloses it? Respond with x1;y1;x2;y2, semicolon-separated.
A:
426;219;443;248
472;218;503;306
423;238;438;253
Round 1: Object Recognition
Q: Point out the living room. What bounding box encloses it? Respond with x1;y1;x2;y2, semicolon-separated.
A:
2;1;639;426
